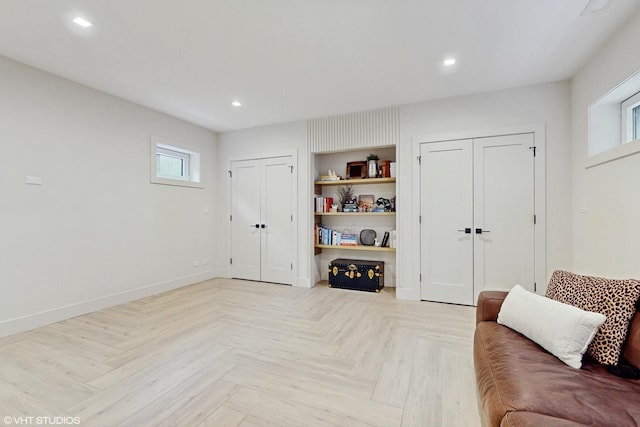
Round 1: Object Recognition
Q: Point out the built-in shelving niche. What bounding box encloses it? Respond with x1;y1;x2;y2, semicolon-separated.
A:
312;146;397;287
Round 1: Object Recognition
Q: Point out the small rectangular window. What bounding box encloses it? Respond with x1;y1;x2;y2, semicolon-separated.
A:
156;147;190;181
632;105;640;141
621;91;640;144
587;68;640;166
150;136;203;188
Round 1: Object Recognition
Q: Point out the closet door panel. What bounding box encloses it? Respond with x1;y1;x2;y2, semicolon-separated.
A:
231;159;262;281
473;134;535;302
419;140;474;305
261;157;294;284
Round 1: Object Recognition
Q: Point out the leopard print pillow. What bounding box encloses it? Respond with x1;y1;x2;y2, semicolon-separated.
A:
546;270;640;366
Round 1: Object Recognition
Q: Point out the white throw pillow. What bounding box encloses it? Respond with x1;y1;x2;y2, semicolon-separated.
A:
497;284;606;369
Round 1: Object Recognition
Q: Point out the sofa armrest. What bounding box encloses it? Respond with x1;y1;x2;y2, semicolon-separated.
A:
476;291;508;324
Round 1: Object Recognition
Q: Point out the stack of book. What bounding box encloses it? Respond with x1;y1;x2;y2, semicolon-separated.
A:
314;197;334;212
377;230;396;248
389;229;397;248
340;233;357;246
380;160;392;178
315;224;340;245
343;202;357;212
314;224;357;246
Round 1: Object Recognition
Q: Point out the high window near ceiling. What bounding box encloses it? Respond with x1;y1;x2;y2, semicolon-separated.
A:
588;69;640;166
150;136;203;188
621;91;640;144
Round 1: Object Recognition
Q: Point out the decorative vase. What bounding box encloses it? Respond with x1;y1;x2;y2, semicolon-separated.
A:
367;160;378;178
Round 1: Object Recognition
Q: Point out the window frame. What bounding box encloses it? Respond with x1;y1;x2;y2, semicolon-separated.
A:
587;68;640;168
621;91;640;144
150;136;204;189
156;146;191;181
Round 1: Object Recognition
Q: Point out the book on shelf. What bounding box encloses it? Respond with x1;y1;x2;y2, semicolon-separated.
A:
332;230;342;246
314;196;334;213
325;197;333;212
390;229;397;248
343;203;357;212
381;160;391;178
340;233;357;246
381;231;390;247
315;224;344;246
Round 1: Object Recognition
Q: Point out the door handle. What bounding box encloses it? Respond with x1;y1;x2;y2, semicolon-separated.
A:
457;228;472;234
475;228;491;234
261;224;267;229
251;224;259;228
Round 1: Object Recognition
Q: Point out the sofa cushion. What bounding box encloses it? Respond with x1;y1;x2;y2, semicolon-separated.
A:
497;285;605;368
546;270;640;365
474;321;640;427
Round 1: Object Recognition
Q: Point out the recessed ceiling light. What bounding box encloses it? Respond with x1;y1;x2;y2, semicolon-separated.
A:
73;17;92;28
231;101;242;107
443;58;456;66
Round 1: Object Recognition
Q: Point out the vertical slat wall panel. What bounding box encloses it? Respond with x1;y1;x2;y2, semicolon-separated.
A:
308;107;399;153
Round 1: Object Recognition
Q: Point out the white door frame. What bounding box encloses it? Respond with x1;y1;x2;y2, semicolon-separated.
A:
228;151;298;285
411;124;546;300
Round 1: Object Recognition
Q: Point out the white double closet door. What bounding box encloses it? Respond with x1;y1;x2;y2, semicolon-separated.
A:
419;134;535;305
230;156;295;285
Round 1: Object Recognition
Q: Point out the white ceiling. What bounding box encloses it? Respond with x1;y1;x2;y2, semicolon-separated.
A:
1;0;639;132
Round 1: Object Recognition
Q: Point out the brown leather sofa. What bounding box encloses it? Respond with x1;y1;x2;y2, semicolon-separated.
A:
474;291;640;427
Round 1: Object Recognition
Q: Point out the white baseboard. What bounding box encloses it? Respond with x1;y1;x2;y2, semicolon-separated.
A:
296;277;312;288
395;287;420;301
219;266;311;288
0;270;221;338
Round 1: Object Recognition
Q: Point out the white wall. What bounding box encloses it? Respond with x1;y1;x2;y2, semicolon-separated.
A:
216;81;572;299
571;10;640;278
216;121;311;287
0;56;218;336
396;81;573;299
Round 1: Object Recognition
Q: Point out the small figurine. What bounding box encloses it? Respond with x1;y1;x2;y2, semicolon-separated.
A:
375;197;392;212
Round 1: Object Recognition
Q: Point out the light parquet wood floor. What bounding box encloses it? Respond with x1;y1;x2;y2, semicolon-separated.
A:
0;279;480;427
